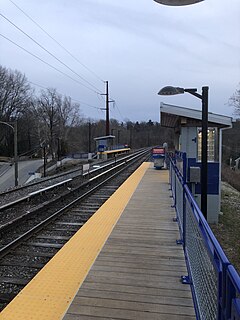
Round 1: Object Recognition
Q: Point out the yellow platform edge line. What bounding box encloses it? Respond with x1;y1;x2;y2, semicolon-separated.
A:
0;162;150;320
98;147;130;155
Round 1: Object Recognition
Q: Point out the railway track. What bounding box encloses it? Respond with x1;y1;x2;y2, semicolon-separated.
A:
0;149;150;310
0;150;148;229
0;149;144;208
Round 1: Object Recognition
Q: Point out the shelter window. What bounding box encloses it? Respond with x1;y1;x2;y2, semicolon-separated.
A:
197;128;216;162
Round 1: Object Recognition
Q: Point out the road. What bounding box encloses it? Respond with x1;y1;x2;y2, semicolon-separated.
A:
0;159;43;192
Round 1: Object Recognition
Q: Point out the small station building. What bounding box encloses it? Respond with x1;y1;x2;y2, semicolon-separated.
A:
94;135;115;152
94;135;130;160
160;102;233;223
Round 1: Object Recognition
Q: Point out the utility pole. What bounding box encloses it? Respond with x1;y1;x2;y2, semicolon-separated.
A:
43;145;46;177
57;138;61;161
88;121;91;153
106;81;109;136
117;130;121;144
14;121;18;186
101;81;114;136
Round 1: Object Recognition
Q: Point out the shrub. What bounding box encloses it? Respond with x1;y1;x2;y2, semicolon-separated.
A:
221;164;240;192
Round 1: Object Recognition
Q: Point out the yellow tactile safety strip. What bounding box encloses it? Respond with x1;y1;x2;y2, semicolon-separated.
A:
0;162;150;320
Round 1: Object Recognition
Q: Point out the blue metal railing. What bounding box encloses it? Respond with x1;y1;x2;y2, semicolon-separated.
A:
169;155;240;320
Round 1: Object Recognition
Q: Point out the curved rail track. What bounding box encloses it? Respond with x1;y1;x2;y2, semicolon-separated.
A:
0;149;150;310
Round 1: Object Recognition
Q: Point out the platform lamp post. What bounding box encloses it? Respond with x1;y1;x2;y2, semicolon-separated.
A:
158;86;209;220
153;0;204;6
0;121;18;186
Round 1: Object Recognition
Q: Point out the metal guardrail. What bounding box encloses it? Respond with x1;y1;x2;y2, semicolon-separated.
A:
169;154;240;320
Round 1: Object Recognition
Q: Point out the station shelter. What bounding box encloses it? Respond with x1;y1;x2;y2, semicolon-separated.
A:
94;135;115;159
160;102;233;223
94;135;131;160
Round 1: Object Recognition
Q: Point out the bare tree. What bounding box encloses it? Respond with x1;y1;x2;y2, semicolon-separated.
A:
35;89;61;159
58;96;81;140
0;65;31;121
35;88;81;158
229;84;240;117
0;65;33;156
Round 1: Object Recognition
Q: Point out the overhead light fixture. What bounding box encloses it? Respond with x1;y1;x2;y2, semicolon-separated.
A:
153;0;204;6
158;86;185;95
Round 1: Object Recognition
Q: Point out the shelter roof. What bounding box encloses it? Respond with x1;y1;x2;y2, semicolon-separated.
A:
94;135;115;141
160;103;233;129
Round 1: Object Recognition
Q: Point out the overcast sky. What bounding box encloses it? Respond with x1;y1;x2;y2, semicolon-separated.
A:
1;0;240;122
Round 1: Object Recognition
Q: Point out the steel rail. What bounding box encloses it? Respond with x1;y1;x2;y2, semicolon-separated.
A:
0;150;149;259
0;149;148;201
0;149;149;211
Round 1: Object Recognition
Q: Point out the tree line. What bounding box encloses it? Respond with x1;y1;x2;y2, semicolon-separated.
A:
0;65;174;160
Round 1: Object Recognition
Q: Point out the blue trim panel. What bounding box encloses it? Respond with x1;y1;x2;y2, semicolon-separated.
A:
187;158;219;195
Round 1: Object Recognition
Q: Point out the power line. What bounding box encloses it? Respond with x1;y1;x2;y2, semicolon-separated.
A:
112;100;125;121
2;3;122;120
31;77;125;119
0;33;101;94
1;5;122;120
29;81;46;90
0;13;103;94
28;80;102;110
8;0;105;83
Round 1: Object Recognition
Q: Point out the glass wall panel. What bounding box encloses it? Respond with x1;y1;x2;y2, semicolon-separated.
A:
197;128;216;162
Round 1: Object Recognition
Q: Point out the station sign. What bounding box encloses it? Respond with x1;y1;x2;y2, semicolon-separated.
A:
152;148;165;154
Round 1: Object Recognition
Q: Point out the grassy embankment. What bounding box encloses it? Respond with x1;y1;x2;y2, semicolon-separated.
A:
211;166;240;274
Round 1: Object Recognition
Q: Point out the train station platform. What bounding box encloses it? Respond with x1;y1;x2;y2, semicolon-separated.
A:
0;162;196;320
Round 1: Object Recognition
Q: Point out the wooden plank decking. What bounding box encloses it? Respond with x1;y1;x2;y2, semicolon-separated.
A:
63;164;196;320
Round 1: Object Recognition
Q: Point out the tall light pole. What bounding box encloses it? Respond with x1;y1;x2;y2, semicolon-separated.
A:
0;121;18;186
158;86;209;219
153;0;203;6
154;0;206;216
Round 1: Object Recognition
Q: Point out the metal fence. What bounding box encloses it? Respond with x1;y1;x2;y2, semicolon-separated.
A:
169;154;240;320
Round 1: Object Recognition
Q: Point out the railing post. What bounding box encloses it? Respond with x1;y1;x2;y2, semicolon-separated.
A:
225;266;240;320
173;161;177;208
182;152;187;249
168;154;172;187
218;263;229;320
182;152;187;183
182;183;186;250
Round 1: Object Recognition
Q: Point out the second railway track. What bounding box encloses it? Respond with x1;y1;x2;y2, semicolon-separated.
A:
0;149;146;208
